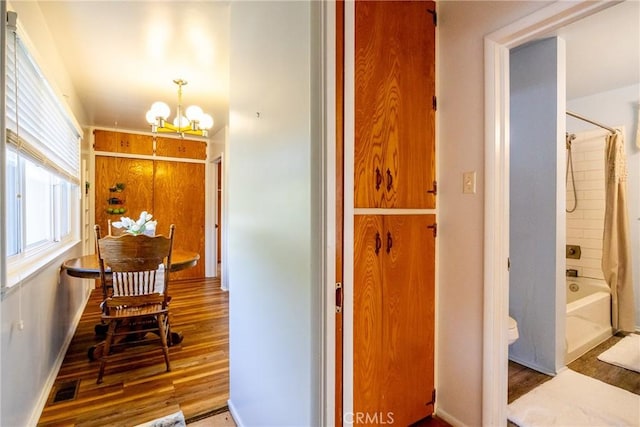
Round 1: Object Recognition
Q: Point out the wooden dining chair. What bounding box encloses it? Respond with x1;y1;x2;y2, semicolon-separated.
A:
93;224;175;384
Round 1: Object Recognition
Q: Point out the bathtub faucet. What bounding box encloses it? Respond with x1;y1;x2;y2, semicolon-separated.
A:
566;269;578;277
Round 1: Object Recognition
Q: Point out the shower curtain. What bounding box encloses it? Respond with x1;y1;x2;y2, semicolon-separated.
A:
601;131;636;332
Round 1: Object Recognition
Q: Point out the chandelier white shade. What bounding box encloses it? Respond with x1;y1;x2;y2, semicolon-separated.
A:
146;79;213;137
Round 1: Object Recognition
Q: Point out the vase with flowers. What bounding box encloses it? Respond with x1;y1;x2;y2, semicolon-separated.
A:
112;211;157;236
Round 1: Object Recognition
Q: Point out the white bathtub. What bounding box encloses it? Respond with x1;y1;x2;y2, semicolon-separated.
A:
565;276;612;364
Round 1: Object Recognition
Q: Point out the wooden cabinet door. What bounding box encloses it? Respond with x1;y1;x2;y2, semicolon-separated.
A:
354;1;436;209
354;214;435;425
95;156;154;234
353;215;386;419
155;136;207;160
94;130;153;155
153;160;205;279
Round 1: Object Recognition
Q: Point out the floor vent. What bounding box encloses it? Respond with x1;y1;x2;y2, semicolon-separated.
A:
51;380;79;404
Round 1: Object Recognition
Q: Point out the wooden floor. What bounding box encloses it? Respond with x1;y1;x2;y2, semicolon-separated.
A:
508;333;640;426
38;277;229;426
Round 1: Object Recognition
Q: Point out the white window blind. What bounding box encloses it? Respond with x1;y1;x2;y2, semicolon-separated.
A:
5;25;81;184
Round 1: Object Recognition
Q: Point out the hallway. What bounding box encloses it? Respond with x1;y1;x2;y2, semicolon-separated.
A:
38;277;229;426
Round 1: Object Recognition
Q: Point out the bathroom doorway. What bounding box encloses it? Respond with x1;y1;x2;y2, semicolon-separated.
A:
483;1;638;424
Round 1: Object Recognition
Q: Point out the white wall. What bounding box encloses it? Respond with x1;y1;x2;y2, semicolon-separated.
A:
227;2;321;425
1;247;89;427
509;37;566;375
568;83;640;329
436;2;553;425
1;3;89;426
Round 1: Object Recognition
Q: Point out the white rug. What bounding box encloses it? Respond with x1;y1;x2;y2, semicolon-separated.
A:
134;410;186;427
507;369;640;426
597;334;640;373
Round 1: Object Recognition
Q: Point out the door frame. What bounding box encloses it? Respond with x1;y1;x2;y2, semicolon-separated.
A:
211;154;223;282
482;1;620;425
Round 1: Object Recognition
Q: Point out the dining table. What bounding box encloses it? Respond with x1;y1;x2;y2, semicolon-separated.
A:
61;249;200;279
61;250;200;360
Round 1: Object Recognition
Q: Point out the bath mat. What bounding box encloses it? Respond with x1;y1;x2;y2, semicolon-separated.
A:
507;369;640;426
134;410;186;427
597;334;640;373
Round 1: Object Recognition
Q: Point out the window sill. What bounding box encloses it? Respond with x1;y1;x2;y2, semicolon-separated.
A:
3;240;82;299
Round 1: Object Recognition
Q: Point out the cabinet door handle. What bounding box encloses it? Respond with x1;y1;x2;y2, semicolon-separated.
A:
386;232;393;254
375;232;382;255
375;167;383;190
386;168;393;191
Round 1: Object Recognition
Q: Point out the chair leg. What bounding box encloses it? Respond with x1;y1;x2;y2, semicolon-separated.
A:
97;320;117;384
157;313;171;372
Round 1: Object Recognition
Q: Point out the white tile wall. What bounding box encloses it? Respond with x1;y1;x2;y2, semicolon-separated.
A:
566;130;607;280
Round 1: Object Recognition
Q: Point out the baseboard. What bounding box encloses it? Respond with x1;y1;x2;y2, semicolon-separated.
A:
227;399;244;427
27;288;92;427
435;407;470;427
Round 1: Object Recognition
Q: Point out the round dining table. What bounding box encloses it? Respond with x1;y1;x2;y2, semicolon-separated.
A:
61;250;200;279
61;250;199;360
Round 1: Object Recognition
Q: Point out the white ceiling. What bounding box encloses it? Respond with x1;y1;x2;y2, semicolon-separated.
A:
36;1;230;136
17;1;640;136
557;0;639;100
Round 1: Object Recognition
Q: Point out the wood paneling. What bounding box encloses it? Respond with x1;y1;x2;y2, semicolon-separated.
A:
354;1;436;209
354;215;435;425
94;130;153;155
95;156;154;234
38;277;229;426
155;136;207;160
94;130;206;279
153;160;206;279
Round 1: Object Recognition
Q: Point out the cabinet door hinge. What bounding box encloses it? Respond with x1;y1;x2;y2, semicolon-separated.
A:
335;282;343;313
427;9;437;26
427;388;436;406
432;96;437;111
427;223;437;238
427;180;437;196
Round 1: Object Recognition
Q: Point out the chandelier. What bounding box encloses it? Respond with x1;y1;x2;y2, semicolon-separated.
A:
145;79;213;138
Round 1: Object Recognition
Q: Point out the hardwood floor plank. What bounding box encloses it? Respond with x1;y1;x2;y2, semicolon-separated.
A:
508;332;640;426
38;277;229;426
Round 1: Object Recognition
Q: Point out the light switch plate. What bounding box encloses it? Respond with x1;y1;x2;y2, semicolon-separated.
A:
463;171;476;194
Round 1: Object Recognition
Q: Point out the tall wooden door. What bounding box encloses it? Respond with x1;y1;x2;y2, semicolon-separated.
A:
354;214;435;425
354;1;436;209
153;160;206;279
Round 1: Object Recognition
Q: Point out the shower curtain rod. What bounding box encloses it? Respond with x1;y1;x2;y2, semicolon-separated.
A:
566;110;617;134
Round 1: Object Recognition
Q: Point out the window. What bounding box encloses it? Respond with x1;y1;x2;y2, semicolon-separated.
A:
4;14;81;288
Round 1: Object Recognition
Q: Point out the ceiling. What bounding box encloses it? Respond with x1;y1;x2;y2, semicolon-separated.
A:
35;1;230;137
13;1;640;137
557;0;639;100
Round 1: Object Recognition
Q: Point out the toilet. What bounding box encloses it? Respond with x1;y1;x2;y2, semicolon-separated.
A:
508;316;519;345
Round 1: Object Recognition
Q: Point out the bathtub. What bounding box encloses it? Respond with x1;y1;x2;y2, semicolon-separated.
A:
565;276;612;364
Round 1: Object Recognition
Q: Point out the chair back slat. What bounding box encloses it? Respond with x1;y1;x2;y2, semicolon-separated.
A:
94;225;175;309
